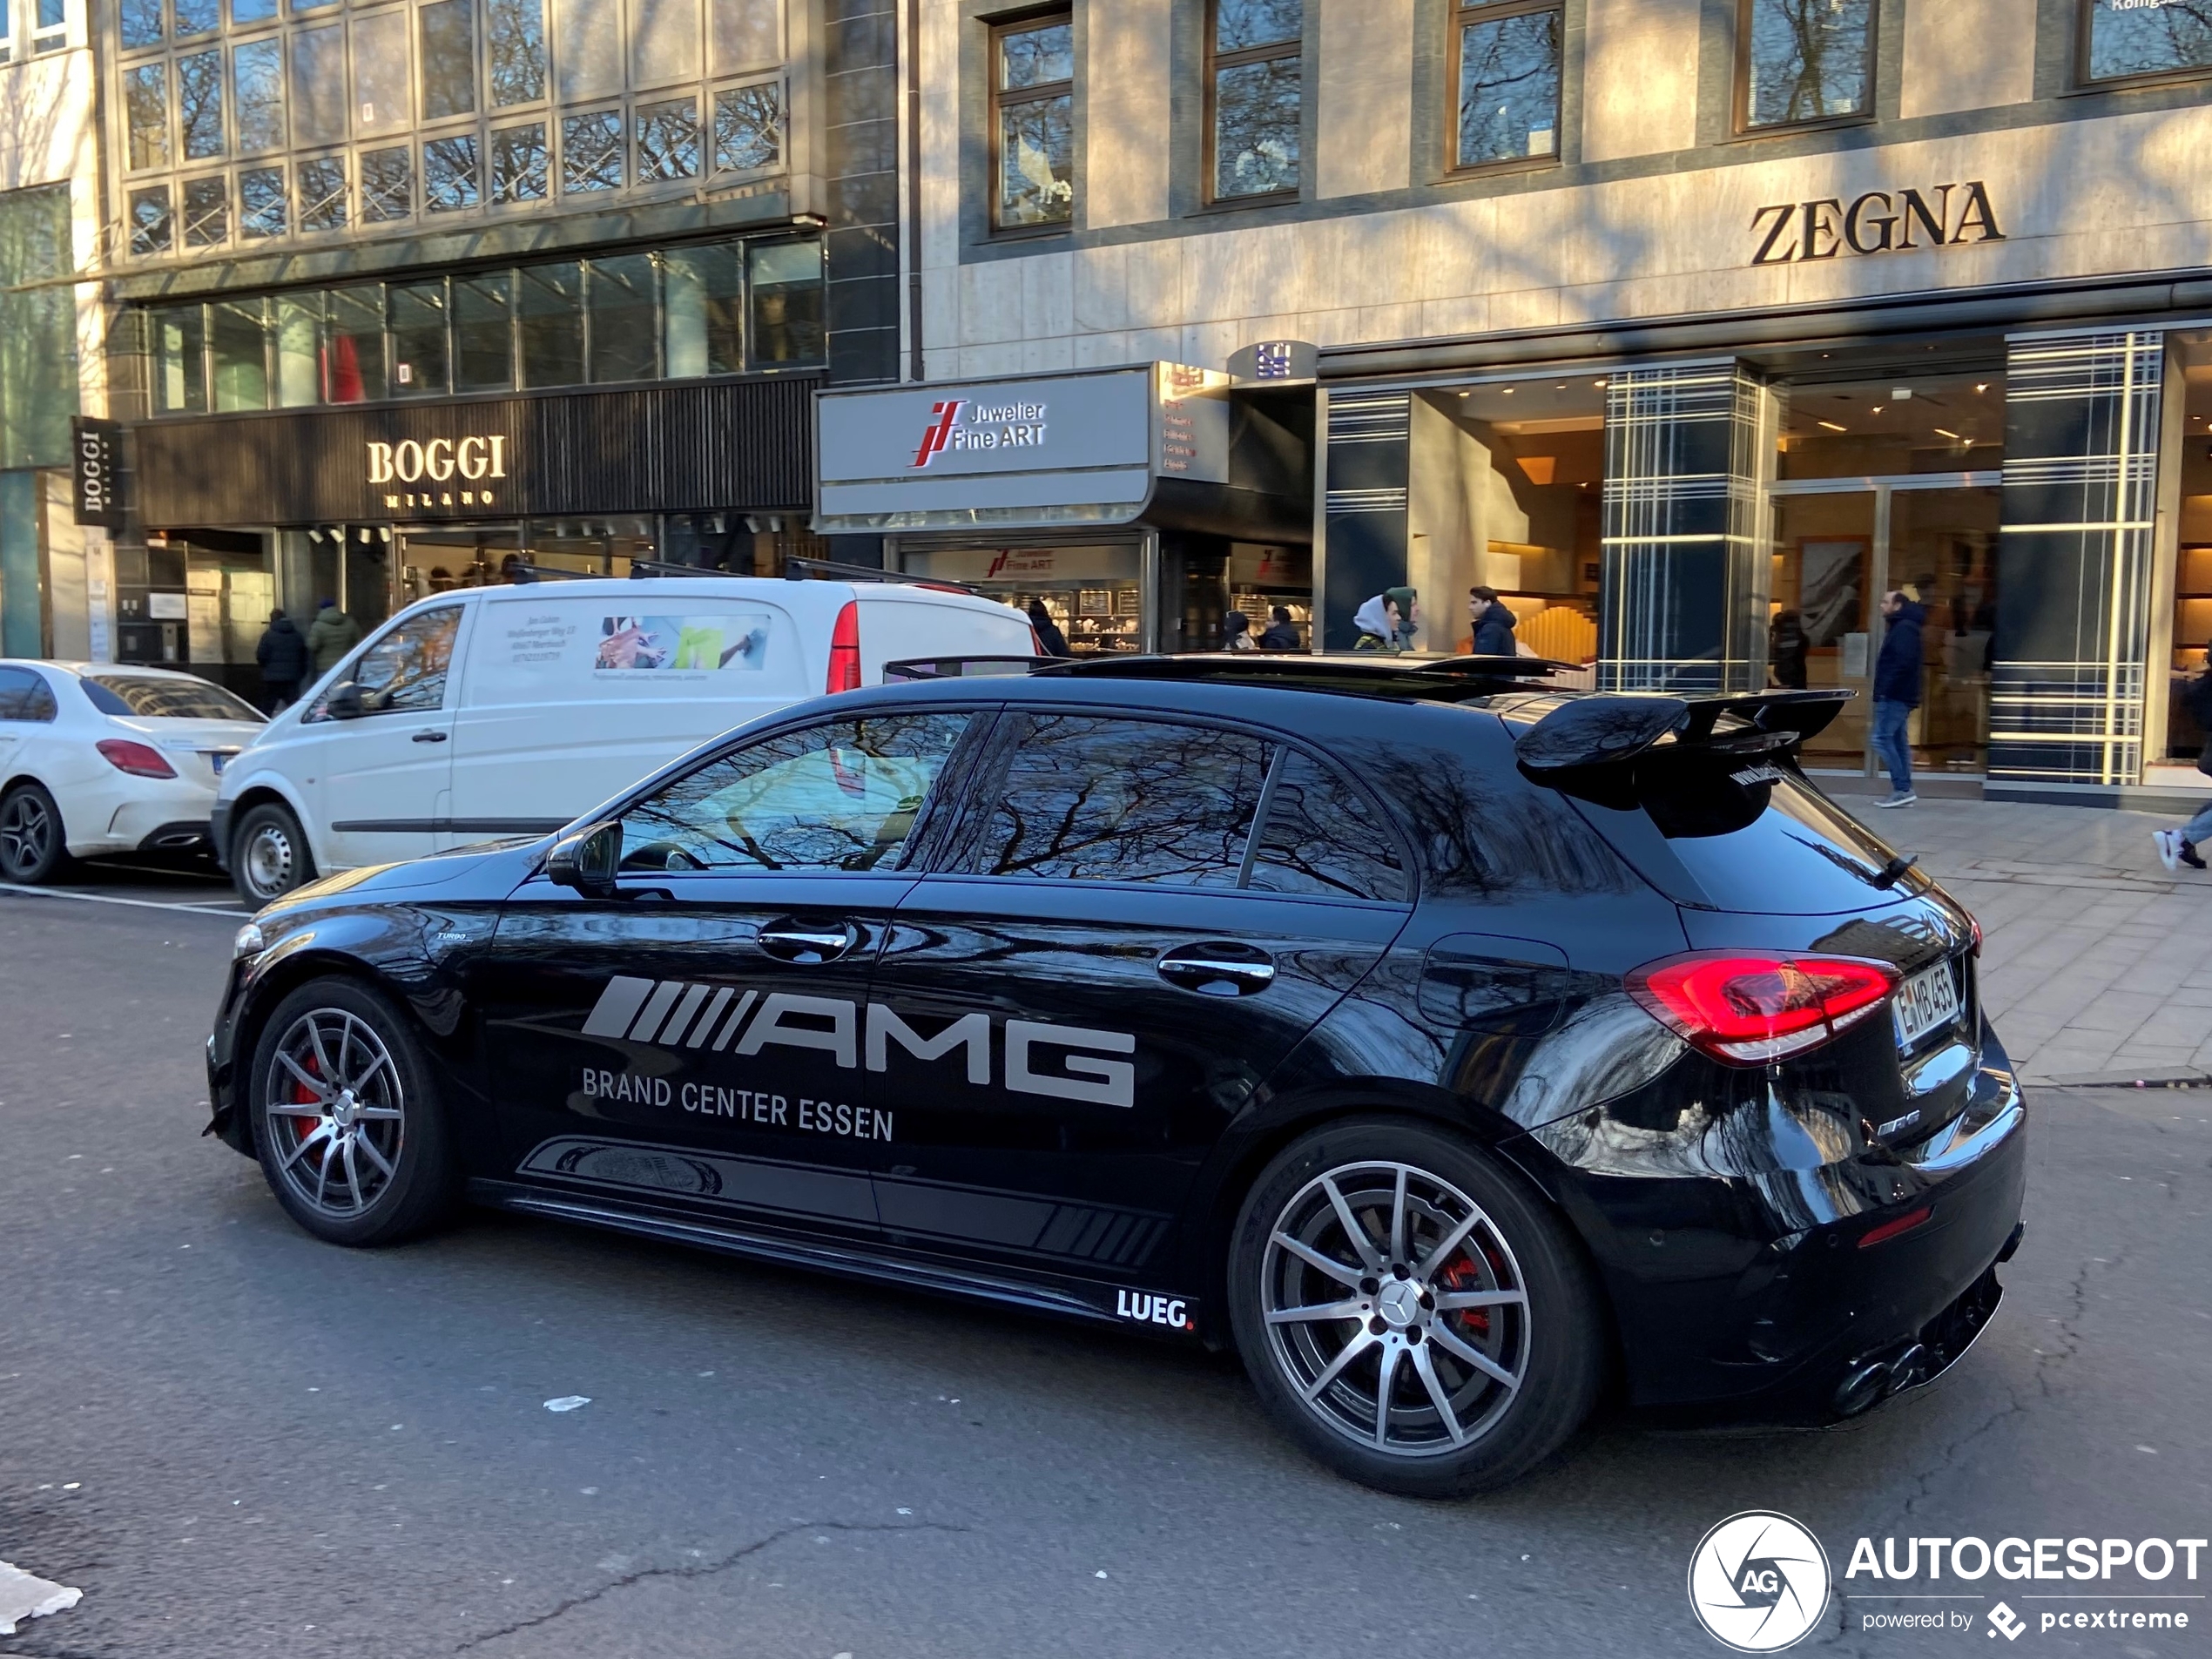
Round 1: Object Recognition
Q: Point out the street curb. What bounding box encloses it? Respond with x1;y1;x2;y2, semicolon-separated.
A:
2031;1068;2212;1089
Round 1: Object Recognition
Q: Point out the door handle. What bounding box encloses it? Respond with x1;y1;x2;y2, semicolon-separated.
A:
1157;942;1276;996
757;918;861;964
411;730;449;743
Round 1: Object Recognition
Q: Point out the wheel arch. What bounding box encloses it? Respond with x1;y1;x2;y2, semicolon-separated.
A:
230;950;404;1144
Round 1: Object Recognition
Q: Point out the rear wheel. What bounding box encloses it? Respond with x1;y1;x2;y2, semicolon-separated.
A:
248;978;458;1246
0;782;67;883
1227;1118;1604;1497
233;800;313;907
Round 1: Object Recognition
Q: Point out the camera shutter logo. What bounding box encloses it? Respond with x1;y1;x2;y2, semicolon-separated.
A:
1687;1512;1831;1652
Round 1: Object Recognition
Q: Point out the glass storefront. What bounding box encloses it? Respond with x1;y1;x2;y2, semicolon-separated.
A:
896;543;1147;655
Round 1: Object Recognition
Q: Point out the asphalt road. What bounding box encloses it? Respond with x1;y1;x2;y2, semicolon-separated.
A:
3;888;2208;1658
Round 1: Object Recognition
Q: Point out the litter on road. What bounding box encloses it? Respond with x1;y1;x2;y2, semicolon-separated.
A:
0;1558;82;1635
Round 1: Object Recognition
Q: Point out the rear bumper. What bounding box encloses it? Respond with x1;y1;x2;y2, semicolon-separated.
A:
135;818;212;853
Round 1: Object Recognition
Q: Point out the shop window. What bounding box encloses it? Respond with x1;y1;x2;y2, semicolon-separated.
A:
518;259;583;386
389;280;448;395
233;37;283;152
748;238;822;366
1208;0;1301;202
561;109;624;192
177;48;222;158
455;273;514;391
423;134;481;211
126;63;169;171
1739;0;1873;130
323;284;385;401
631;0;697;90
239;164;285;235
210;296;270;410
273;292;321;406
173;0;214;35
713;81;781;172
352;9;411;135
130;185;174;255
292;24;345;145
2083;0;2212;82
1452;0;1560;169
588;253;658;382
711;0;777;73
182;174;226;243
417;0;476;118
153;302;205;411
637;96;700;180
491;122;549;202
553;0;617;101
663;240;744;376
361;146;412;219
120;0;160;48
486;0;545;105
991;12;1074;231
1775;368;2004;481
297;155;346;230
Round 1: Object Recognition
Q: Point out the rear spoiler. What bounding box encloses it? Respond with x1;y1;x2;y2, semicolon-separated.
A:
883;655;1061;682
1514;689;1853;772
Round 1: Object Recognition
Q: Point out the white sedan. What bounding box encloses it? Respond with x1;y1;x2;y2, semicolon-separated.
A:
0;661;266;884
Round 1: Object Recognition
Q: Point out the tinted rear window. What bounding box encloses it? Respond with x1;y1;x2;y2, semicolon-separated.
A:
80;673;262;722
1567;759;1909;914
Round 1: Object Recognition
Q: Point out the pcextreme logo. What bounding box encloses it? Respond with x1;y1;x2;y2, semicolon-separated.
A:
912;400;961;468
1688;1512;1831;1652
580;976;1137;1108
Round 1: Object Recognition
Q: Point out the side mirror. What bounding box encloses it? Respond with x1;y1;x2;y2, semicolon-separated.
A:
546;819;621;897
325;680;366;720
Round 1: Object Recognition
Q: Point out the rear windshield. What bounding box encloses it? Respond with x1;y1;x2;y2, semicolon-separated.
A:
78;673;263;723
1566;757;1914;914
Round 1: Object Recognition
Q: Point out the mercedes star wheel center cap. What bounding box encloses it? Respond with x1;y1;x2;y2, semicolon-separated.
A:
1379;1279;1423;1330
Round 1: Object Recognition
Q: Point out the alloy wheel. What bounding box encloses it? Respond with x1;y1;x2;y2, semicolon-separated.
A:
244;821;295;899
0;790;54;877
262;1008;407;1218
1260;1160;1531;1458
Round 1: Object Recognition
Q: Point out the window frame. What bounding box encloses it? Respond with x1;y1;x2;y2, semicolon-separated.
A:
987;8;1075;238
1732;0;1879;138
1204;0;1303;207
2074;0;2212;90
1445;0;1567;178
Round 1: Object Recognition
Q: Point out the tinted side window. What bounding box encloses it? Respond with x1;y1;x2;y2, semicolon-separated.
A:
966;714;1271;886
620;712;971;873
307;606;462;719
0;667;55;722
1247;750;1407;901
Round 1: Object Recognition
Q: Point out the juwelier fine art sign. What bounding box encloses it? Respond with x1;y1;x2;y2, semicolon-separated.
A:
1750;180;2004;266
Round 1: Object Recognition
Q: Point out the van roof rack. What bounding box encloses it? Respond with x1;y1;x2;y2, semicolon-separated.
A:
782;555;986;597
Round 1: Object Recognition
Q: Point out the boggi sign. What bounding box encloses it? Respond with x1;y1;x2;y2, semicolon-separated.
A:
367;435;511;484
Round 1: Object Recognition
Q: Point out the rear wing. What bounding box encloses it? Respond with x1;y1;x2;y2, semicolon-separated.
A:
1514;689;1853;772
883;655;1061;683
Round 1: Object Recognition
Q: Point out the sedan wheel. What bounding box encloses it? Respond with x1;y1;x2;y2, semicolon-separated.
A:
0;784;65;882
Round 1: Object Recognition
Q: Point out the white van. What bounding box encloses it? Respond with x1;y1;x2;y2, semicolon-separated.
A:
212;573;1036;905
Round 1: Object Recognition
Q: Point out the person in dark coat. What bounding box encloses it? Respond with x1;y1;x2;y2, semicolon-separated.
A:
1257;604;1301;651
2156;655;2212;870
1222;610;1258;651
1027;597;1071;658
1469;586;1517;657
1770;608;1809;690
1871;588;1925;807
254;608;309;711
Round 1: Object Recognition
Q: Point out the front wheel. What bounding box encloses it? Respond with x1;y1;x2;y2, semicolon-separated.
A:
0;782;68;883
233;800;313;907
1227;1119;1604;1497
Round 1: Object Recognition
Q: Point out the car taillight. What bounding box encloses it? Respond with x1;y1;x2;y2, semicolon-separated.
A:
97;738;176;779
1625;951;1899;1065
1968;914;1983;957
826;600;861;694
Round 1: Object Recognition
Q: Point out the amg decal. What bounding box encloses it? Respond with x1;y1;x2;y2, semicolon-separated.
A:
580;977;1137;1109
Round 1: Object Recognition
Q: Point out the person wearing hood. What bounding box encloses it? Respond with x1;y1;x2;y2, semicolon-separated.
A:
1222;610;1258;651
254;607;309;711
1469;587;1517;657
1027;597;1071;658
307;598;363;678
1352;586;1419;651
1258;604;1301;651
1871;587;1925;807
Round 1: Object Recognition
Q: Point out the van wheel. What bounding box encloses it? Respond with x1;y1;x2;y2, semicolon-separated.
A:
1227;1119;1604;1497
233;801;313;906
0;782;68;883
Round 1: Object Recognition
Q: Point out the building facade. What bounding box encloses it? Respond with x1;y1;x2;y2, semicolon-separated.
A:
870;0;2212;804
81;0;899;701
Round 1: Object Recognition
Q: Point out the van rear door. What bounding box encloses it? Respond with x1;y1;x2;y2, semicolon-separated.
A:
445;590;807;846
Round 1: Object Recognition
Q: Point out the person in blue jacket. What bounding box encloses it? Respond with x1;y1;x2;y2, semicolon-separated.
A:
1871;587;1925;807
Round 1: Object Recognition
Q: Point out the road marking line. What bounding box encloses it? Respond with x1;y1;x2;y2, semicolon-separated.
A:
0;881;248;918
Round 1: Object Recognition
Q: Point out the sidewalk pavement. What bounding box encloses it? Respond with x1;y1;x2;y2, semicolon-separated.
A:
1840;793;2212;1086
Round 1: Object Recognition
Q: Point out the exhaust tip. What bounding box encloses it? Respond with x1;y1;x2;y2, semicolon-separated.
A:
1834;1359;1891;1416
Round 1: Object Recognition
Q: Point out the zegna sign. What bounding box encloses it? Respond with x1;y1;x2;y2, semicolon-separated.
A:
1751;180;2004;266
367;434;512;511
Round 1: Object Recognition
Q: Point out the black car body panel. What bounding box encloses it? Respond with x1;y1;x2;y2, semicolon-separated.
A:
206;667;2027;1421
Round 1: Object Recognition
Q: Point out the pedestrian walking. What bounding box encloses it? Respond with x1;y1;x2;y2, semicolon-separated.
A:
1222;610;1258;651
1871;586;1925;807
1469;586;1517;656
306;598;362;678
1027;597;1071;658
253;607;308;711
1258;604;1301;651
1352;587;1419;651
2156;655;2212;870
1770;607;1809;689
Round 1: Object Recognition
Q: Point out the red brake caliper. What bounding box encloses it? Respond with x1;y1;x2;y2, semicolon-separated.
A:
1437;1249;1495;1345
290;1054;327;1163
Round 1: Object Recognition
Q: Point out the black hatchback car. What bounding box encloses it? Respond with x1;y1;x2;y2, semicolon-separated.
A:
205;655;2025;1496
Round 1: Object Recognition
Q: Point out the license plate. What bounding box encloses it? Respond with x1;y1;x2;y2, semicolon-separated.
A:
1893;960;1961;1049
208;752;229;774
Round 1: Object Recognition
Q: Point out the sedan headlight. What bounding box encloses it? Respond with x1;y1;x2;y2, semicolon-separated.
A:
233;921;266;961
